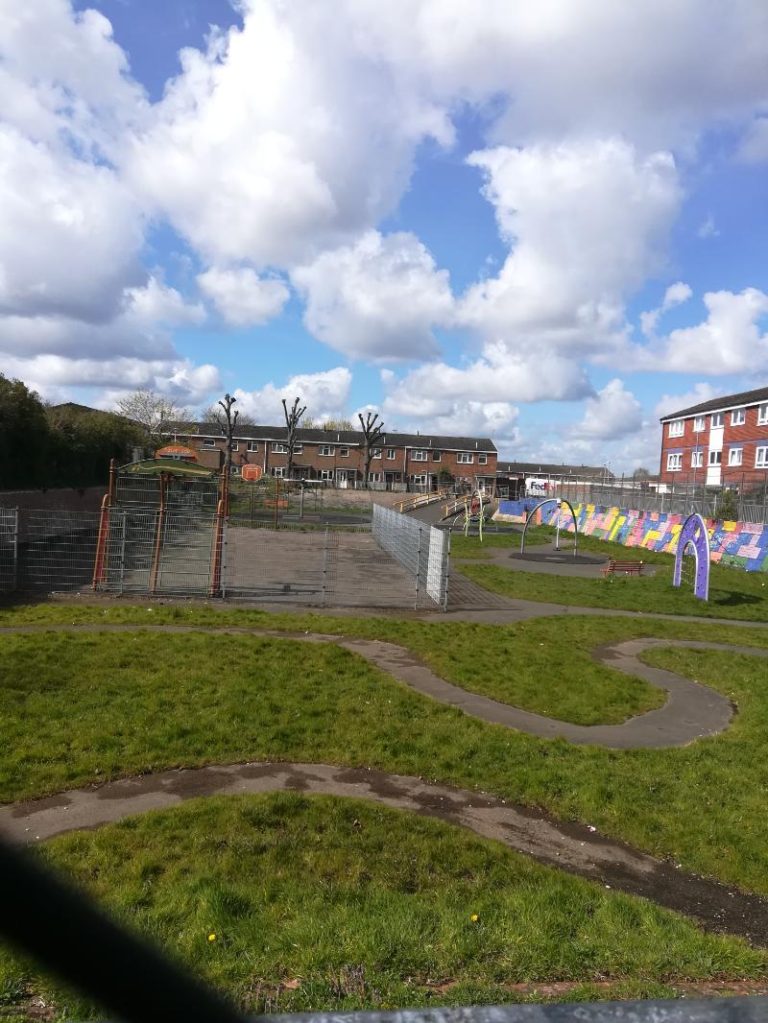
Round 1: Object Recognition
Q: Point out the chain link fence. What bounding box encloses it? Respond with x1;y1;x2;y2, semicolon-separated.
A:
0;508;17;593
372;505;450;609
550;476;768;524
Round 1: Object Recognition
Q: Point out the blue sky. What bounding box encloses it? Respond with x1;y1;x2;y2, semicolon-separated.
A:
3;1;768;472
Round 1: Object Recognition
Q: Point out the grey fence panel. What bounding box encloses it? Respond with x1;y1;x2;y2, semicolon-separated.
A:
372;505;449;609
16;510;101;593
0;508;17;593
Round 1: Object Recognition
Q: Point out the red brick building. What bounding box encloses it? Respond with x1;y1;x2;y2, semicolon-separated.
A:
167;423;498;492
659;385;768;489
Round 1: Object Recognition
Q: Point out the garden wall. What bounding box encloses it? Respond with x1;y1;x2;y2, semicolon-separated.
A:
495;499;768;573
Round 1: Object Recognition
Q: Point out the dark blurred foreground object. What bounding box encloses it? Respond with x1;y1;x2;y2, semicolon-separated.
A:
1;833;767;1022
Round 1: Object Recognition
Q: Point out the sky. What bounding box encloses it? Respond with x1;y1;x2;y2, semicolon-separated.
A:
2;1;768;473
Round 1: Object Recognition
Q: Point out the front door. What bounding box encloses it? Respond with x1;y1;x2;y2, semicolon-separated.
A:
336;469;348;489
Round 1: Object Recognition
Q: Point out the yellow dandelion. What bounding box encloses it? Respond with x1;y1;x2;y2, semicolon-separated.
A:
208;933;217;942
470;913;479;923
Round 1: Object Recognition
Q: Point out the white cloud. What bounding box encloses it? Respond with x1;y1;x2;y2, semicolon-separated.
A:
640;288;768;375
697;215;719;239
233;367;352;423
125;277;205;326
197;267;289;327
571;379;644;440
639;280;692;338
292;231;453;360
654;382;718;420
460;140;681;359
739;116;768;163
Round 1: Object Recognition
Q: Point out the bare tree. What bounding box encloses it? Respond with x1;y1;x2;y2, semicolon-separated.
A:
282;396;307;481
358;411;385;488
114;389;190;448
200;405;255;426
320;417;354;431
211;393;239;473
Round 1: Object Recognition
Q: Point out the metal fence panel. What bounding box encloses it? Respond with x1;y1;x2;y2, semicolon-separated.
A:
16;510;101;593
372;505;449;608
0;508;17;593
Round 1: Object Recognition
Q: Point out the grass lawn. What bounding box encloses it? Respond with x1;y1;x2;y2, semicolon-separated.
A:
4;610;768;895
3;794;766;1020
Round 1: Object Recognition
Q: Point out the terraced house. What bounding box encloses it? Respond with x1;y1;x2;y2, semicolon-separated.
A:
168;423;498;492
659;385;768;488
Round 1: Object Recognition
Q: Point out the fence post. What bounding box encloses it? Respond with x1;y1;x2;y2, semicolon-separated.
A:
415;525;423;609
442;528;451;612
11;508;18;593
321;528;330;606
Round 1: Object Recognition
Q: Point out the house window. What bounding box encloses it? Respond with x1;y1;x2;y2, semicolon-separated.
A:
386;448;396;460
693;416;706;432
731;408;746;426
293;444;303;454
320;469;334;481
668;420;684;438
339;447;349;457
372;448;382;459
319;445;335;456
758;404;768;426
202;438;216;448
457;452;474;464
667;453;682;471
691;451;703;468
432;450;442;462
230;465;241;476
368;472;382;483
711;412;724;428
411;449;427;461
272;443;288;453
230;441;239;451
708;450;722;466
272;467;285;478
728;447;743;466
247;441;258;452
411;474;427;486
756;447;768;468
478;453;487;465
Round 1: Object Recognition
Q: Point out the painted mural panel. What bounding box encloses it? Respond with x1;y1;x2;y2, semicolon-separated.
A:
495;500;768;572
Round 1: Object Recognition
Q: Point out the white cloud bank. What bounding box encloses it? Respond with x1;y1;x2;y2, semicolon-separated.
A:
197;267;289;327
233;367;352;424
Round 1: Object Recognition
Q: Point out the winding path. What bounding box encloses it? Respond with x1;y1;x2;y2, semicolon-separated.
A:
1;623;759;748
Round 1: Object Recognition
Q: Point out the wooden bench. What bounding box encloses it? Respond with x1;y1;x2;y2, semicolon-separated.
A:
602;558;644;576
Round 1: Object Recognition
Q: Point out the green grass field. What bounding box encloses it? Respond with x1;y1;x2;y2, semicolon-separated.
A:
4;602;768;1017
3;795;765;1019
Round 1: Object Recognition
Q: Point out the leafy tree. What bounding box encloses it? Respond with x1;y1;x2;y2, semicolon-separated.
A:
47;405;142;487
320;417;354;431
358;411;385;488
114;389;190;449
0;375;50;488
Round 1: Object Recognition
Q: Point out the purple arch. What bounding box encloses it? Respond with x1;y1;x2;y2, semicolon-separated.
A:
673;512;710;601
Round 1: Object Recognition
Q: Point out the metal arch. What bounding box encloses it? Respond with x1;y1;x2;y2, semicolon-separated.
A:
520;498;579;557
673;512;710;601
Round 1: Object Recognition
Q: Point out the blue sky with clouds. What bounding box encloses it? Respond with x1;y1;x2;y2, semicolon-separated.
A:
2;1;768;472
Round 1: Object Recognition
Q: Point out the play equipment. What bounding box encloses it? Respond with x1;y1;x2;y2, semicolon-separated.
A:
673;512;710;601
520;498;578;557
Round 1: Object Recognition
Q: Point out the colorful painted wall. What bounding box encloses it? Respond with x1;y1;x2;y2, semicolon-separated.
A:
495;500;768;572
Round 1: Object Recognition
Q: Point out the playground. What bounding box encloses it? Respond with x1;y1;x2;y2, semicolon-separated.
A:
2;499;768;1018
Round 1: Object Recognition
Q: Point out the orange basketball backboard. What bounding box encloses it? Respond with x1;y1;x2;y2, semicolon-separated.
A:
241;464;263;481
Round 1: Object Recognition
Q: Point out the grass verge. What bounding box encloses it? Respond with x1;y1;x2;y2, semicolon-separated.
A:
4;610;768;892
2;794;766;1019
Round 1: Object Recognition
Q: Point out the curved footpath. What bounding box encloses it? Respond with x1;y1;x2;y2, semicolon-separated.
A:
0;623;757;748
4;760;768;945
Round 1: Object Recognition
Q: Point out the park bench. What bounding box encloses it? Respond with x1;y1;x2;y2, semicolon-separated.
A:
602;558;644;577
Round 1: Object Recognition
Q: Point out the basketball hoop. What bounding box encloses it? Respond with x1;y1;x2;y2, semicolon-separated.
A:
241;464;263;482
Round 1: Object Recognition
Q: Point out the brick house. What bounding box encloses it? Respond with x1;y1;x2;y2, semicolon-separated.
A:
659;385;768;489
166;423;498;492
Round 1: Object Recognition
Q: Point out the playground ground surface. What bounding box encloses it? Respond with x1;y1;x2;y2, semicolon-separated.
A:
2;580;768;1017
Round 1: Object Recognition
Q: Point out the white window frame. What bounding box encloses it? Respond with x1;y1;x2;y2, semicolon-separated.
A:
272;442;288;453
411;474;427;486
667;453;682;471
668;420;684;438
708;450;722;466
691;450;703;468
431;450;442;462
756;446;768;468
478;453;488;465
728;447;743;467
411;449;427;461
293;443;303;455
319;469;334;481
731;408;746;426
247;441;258;452
386;448;396;460
339;447;349;457
693;416;706;432
758;404;768;426
230;441;239;451
272;467;286;478
711;412;724;428
457;452;474;464
202;438;216;448
372;448;382;459
367;472;382;483
319;445;335;456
